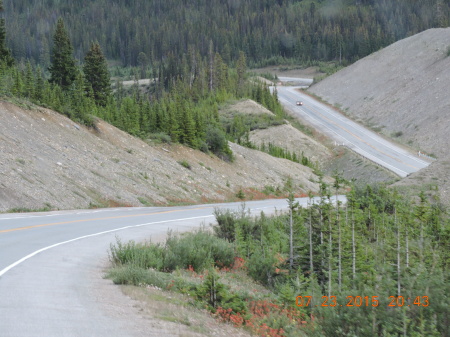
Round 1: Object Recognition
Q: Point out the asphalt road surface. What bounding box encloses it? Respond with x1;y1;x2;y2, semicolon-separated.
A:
276;84;430;177
0;197;342;337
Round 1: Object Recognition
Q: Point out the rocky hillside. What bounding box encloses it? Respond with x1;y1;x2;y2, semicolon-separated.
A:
307;28;450;203
0;99;325;212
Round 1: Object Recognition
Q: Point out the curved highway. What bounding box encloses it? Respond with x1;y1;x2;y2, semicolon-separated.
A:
276;84;430;177
0;197;342;336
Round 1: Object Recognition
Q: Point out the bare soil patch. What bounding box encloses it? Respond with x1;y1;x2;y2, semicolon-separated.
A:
249;124;332;166
220;99;274;116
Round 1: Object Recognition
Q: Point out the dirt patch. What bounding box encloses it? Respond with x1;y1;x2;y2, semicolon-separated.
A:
220;99;274;116
118;285;252;337
249;124;332;166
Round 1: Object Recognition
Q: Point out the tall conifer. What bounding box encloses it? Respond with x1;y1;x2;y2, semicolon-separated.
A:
83;42;111;106
0;0;14;66
49;18;77;90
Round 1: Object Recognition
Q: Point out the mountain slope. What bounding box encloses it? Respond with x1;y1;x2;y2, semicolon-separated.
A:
307;27;450;202
0;100;323;212
308;28;450;157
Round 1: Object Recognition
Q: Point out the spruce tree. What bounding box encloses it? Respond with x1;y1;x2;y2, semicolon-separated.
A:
49;18;77;90
0;0;14;66
83;42;111;106
236;51;246;93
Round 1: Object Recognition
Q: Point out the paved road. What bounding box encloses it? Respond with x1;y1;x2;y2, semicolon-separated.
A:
0;197;342;336
276;84;430;177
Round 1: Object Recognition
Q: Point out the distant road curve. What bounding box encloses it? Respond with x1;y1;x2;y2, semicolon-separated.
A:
275;81;430;177
0;196;344;337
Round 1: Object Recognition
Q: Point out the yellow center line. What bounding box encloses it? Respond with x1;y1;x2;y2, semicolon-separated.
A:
0;207;209;234
304;103;420;171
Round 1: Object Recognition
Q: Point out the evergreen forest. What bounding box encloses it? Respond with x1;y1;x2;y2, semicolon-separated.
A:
4;0;450;68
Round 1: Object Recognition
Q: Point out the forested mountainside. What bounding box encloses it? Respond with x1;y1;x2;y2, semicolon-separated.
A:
5;0;450;68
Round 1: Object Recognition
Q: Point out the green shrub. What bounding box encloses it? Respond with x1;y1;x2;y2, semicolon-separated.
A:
107;265;149;285
147;132;172;144
213;208;240;242
178;160;191;170
263;185;275;195
109;237;165;270
109;229;236;274
246;248;279;287
236;189;245;200
205;125;234;162
163;230;236;272
106;265;173;287
212;205;253;243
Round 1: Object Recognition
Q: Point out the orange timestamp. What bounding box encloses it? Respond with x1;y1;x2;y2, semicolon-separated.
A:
296;295;429;307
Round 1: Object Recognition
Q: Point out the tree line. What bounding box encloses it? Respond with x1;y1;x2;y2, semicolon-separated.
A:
0;15;286;161
3;0;450;68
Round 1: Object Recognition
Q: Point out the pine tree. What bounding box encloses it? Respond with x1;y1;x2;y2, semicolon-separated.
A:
49;18;77;90
0;0;14;66
83;42;111;106
236;51;246;93
24;61;34;98
34;65;44;102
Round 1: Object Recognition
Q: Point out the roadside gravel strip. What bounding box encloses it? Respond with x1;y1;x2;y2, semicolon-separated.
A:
0;197;343;337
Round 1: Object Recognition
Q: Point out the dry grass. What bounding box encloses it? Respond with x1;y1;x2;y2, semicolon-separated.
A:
120;285;252;337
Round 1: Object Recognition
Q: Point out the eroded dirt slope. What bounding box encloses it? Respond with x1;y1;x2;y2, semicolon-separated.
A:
0;100;323;211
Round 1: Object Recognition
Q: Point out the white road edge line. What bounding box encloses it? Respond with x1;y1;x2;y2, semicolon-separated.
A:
0;201;331;277
0;215;213;277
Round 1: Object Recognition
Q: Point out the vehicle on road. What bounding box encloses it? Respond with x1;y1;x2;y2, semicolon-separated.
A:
296;101;303;106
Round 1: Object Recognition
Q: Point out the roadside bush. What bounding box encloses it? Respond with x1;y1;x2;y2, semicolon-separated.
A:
236;189;245;199
106;264;203;293
109;237;164;270
163;229;236;272
107;265;151;286
213;208;239;242
246;248;279;287
109;229;236;275
205;125;234;162
213;205;252;242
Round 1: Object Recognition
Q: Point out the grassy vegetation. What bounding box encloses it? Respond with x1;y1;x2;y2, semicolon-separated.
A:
106;228;301;336
106;184;450;336
6;203;53;213
178;160;192;170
